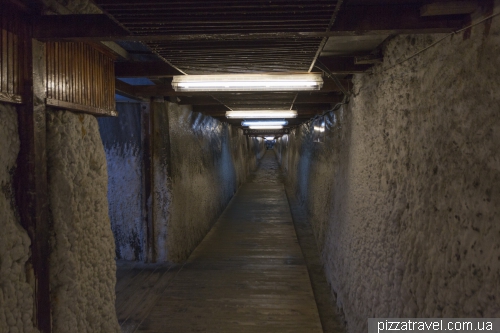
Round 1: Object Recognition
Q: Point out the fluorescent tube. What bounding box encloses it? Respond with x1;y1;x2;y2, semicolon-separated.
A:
249;125;283;130
242;120;288;126
226;110;297;119
172;73;323;92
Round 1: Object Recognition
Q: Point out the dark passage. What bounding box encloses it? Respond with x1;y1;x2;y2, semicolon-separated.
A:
115;151;324;332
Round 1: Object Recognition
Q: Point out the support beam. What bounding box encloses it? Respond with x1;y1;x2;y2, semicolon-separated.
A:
294;94;344;104
421;1;478;17
133;84;174;96
115;57;360;77
33;14;129;40
331;4;466;35
295;103;333;114
115;61;182;77
115;79;144;100
355;54;383;65
140;102;155;262
177;96;221;105
45;98;118;117
101;41;130;59
321;79;352;93
15;39;51;333
316;57;372;73
192;105;229;113
181;93;343;106
118;58;366;77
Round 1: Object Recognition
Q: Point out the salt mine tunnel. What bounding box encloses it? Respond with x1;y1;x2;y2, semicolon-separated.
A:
1;0;499;332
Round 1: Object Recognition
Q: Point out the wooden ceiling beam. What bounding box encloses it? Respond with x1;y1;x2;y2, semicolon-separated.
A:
115;61;182;77
177;96;221;105
294;93;343;104
192;105;229;113
315;57;372;73
34;4;465;41
115;79;141;99
295;104;332;113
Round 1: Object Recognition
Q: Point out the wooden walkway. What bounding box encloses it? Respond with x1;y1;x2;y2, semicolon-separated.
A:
116;151;323;333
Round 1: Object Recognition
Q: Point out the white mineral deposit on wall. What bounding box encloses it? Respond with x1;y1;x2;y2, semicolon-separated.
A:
0;103;38;333
276;17;500;333
47;111;120;333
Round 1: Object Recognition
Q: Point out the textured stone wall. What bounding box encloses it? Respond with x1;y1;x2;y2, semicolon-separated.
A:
98;102;146;261
276;16;500;333
100;101;264;263
165;103;264;262
0;103;38;333
47;110;120;333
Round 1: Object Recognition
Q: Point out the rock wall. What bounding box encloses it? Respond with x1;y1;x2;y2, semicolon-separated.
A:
47;110;120;333
165;103;264;262
0;103;38;333
98;102;146;261
100;101;264;263
276;15;500;332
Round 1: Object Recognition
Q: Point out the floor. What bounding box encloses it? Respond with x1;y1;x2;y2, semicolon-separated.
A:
115;150;325;333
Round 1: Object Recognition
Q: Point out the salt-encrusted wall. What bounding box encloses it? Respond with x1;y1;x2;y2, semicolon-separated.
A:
100;101;264;263
0;103;38;333
47;110;120;333
276;15;500;333
165;103;265;262
98;102;146;261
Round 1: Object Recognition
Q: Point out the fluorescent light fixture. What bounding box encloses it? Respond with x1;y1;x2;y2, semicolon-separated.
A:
226;110;298;119
265;137;275;141
172;73;323;92
242;120;288;127
249;125;283;130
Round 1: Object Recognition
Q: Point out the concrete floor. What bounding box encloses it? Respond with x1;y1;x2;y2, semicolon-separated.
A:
115;151;326;332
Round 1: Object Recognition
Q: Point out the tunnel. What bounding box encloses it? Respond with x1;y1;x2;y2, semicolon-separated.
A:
1;0;499;332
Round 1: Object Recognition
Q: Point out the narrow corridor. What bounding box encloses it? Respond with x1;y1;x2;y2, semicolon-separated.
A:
2;3;499;332
115;151;323;333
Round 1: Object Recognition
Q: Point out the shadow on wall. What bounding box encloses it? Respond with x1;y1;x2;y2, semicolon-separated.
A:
99;101;265;263
0;103;38;333
275;16;500;333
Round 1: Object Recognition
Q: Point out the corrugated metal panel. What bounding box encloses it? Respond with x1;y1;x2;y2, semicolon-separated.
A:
46;42;117;116
0;5;28;104
94;0;338;74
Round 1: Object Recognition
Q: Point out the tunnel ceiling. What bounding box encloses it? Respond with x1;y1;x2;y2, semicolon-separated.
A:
95;0;336;74
27;0;475;130
95;0;342;129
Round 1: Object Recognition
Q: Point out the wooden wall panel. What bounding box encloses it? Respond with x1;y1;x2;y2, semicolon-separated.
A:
0;5;28;104
46;41;117;116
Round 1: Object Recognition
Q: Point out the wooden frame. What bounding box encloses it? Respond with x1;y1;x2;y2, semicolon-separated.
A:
45;41;118;117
